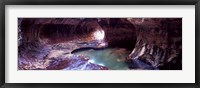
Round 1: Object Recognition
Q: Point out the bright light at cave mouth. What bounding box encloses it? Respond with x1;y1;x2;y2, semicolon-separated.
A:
93;30;105;40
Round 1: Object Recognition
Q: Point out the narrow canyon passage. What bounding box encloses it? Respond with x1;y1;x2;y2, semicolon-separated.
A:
18;18;182;70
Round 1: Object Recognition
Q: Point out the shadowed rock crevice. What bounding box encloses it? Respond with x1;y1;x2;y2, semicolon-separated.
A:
99;18;137;50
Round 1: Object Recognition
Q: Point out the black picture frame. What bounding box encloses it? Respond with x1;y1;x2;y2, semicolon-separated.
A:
0;0;199;88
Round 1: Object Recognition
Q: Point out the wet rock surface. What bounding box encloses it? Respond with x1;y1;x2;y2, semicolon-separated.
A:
18;18;182;70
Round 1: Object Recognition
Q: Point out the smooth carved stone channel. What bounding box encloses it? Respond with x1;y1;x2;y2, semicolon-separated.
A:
18;18;182;70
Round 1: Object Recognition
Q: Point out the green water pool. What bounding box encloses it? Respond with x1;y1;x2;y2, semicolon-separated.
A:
73;48;130;70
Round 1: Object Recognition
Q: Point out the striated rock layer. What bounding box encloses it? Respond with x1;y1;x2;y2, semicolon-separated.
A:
18;18;182;70
127;18;182;70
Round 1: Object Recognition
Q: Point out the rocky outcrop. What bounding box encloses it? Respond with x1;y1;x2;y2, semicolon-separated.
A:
127;18;182;70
